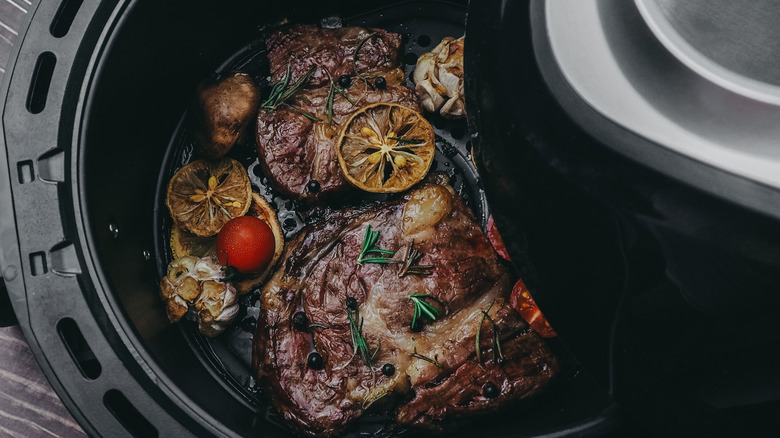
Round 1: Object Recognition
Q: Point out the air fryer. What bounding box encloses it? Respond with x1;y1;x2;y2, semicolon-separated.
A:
2;0;778;437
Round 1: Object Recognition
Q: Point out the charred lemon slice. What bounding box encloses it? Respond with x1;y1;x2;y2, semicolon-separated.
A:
231;191;286;294
166;158;251;237
170;226;217;259
337;103;435;193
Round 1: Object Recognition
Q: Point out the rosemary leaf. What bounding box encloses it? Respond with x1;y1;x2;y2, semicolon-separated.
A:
326;81;336;125
333;82;355;106
262;65;315;111
359;75;376;91
411;350;443;368
418;302;439;320
346;304;377;370
281;103;320;121
277;67;315;103
353;32;378;65
371;339;381;361
358;257;393;264
412;300;420;329
362;390;389;410
308;323;329;330
261;63;291;107
475;301;495;364
492;320;505;364
370;249;396;255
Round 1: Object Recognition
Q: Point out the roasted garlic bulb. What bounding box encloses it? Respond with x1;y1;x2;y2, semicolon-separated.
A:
159;256;239;337
413;36;465;119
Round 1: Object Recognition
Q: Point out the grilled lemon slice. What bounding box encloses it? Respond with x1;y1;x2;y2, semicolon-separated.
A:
337;103;435;193
166;158;252;237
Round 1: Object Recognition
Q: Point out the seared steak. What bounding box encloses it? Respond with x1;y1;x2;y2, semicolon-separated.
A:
256;25;420;202
253;177;559;436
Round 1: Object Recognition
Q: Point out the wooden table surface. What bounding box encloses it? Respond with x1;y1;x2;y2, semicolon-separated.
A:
1;0;88;436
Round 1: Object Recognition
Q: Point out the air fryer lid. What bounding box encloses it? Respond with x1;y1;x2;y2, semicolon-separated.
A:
535;0;780;220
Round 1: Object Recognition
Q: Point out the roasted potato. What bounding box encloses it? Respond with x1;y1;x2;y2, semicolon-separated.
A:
192;72;261;159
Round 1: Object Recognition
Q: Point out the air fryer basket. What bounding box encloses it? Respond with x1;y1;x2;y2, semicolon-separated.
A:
1;0;617;437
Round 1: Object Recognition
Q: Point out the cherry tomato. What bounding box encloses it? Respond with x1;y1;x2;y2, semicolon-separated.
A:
510;278;557;338
216;216;275;274
486;215;511;261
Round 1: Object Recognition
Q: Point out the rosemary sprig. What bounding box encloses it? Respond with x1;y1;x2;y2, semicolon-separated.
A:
357;225;395;265
387;137;425;146
261;63;291;108
398;240;434;277
346;304;377;369
358;75;376;91
324;79;356;125
475;301;504;365
332;80;355;105
326;80;335;125
362;390;389;410
262;65;315;111
483;311;504;364
475;301;493;364
411;348;443;368
281;103;320;121
409;294;440;329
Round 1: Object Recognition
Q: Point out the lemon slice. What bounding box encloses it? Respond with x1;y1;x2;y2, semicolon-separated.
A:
170;226;218;259
166;158;251;237
337;103;435;193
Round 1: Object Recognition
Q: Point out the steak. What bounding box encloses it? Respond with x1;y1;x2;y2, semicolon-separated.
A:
256;25;421;202
253;177;559;436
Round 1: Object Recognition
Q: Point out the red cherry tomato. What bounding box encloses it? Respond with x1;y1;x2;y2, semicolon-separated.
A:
510;278;557;338
216;216;275;274
486;215;511;261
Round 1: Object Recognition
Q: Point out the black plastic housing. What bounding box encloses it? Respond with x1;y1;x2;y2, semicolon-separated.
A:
466;2;780;437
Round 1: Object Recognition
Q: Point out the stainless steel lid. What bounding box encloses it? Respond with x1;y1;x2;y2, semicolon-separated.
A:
533;0;780;219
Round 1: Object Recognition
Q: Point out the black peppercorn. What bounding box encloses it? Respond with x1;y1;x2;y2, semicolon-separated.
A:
307;352;324;370
346;297;358;310
375;76;386;89
307;180;320;193
482;382;499;399
338;74;352;88
293;312;308;331
382;363;395;376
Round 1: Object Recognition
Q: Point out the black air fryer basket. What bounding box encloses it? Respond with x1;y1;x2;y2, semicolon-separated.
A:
0;1;620;437
8;0;779;436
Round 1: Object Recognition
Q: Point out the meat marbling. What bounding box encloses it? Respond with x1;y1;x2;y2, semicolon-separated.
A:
253;177;559;436
256;25;420;202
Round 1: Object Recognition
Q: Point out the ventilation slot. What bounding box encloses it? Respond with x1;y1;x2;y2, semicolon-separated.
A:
28;251;47;276
26;52;56;114
50;0;84;38
57;317;101;379
104;390;158;438
17;160;34;184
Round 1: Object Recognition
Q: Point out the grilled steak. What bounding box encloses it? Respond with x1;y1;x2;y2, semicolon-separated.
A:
256;25;420;202
253;177;559;436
